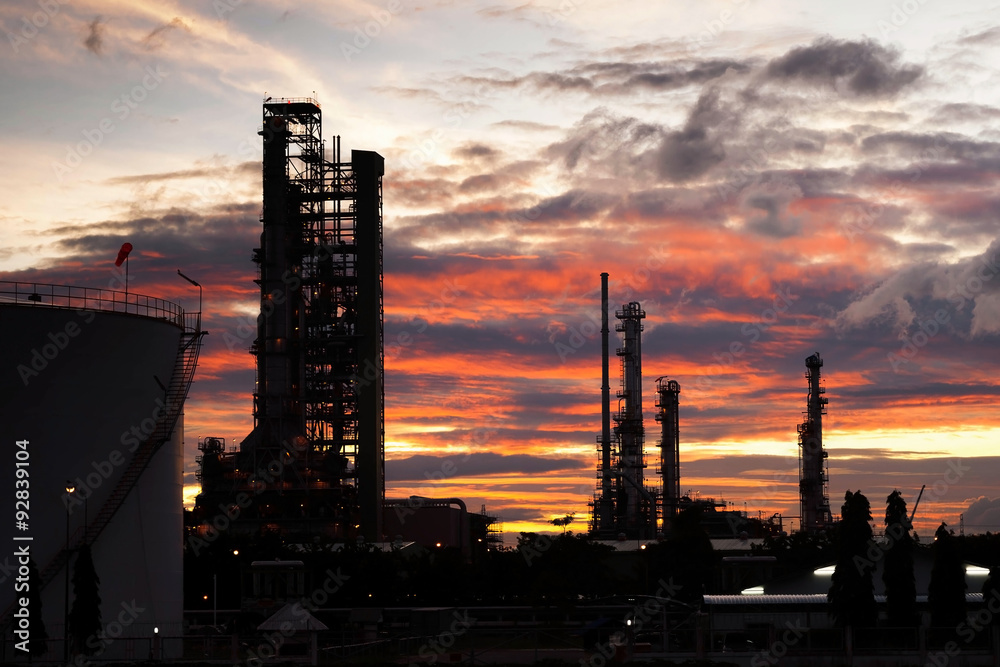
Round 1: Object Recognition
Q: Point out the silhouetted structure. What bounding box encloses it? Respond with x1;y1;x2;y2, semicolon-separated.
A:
798;352;832;532
656;377;681;522
591;275;658;539
195;97;385;541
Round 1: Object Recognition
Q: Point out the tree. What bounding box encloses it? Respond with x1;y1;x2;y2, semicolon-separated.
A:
550;512;576;534
928;523;966;628
828;490;877;627
653;505;716;604
26;558;48;657
69;544;102;655
882;490;917;626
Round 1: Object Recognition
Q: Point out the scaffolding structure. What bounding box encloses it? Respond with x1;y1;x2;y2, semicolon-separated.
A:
656;377;681;523
195;98;385;541
798;352;832;532
590;288;658;539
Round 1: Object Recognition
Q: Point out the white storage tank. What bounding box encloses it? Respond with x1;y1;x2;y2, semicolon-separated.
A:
0;282;200;661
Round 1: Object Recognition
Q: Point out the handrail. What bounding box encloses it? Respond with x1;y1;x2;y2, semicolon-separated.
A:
0;281;184;328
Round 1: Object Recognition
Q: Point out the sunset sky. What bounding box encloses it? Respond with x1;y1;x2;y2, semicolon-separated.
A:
4;0;1000;540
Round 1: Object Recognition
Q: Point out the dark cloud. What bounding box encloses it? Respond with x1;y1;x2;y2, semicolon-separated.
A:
928;103;1000;125
963;496;1000;532
835;238;1000;343
958;26;1000;45
654;88;727;182
84;17;105;55
387;452;586;481
764;38;922;97
452;143;501;161
739;181;803;238
459;174;500;193
142;17;190;50
861;131;1000;162
452;58;749;101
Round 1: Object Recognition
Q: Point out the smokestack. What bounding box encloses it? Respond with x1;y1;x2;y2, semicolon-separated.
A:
600;273;612;525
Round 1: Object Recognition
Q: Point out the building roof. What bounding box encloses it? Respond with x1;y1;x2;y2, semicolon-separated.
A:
706;593;985;605
257;603;329;631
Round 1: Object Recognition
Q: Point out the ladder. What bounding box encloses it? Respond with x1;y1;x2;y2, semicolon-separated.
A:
1;326;204;632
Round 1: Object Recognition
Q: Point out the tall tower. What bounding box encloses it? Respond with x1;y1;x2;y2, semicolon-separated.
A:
590;286;657;539
656;377;681;523
196;97;385;541
615;301;655;538
798;352;831;532
597;273;615;531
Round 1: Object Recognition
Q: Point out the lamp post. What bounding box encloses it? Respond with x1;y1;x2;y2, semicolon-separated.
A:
64;480;76;663
176;270;202;331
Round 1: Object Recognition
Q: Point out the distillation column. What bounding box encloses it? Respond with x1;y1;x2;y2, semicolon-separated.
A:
656;377;681;524
614;302;648;536
237;99;385;541
798;352;831;532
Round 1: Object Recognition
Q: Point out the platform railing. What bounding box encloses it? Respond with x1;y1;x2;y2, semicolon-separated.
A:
0;281;184;327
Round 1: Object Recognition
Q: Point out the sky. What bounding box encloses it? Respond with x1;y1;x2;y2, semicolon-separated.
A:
3;0;1000;541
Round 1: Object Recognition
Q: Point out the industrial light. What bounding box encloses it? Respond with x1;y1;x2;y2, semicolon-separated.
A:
814;566;836;575
967;566;990;576
741;586;765;595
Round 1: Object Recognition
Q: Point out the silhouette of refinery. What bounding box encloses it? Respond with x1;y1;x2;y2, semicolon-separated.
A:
191;98;501;552
587;271;831;540
190;97;834;549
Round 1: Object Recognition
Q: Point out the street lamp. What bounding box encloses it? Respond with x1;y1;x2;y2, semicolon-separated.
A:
64;480;76;663
176;270;203;331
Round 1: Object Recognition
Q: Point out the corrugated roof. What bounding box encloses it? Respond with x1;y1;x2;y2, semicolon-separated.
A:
705;593;985;605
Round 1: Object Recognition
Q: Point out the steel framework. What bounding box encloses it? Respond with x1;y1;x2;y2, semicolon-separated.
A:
195;98;385;541
798;352;831;532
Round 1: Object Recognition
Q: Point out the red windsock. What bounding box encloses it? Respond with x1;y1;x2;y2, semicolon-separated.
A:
114;242;133;267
